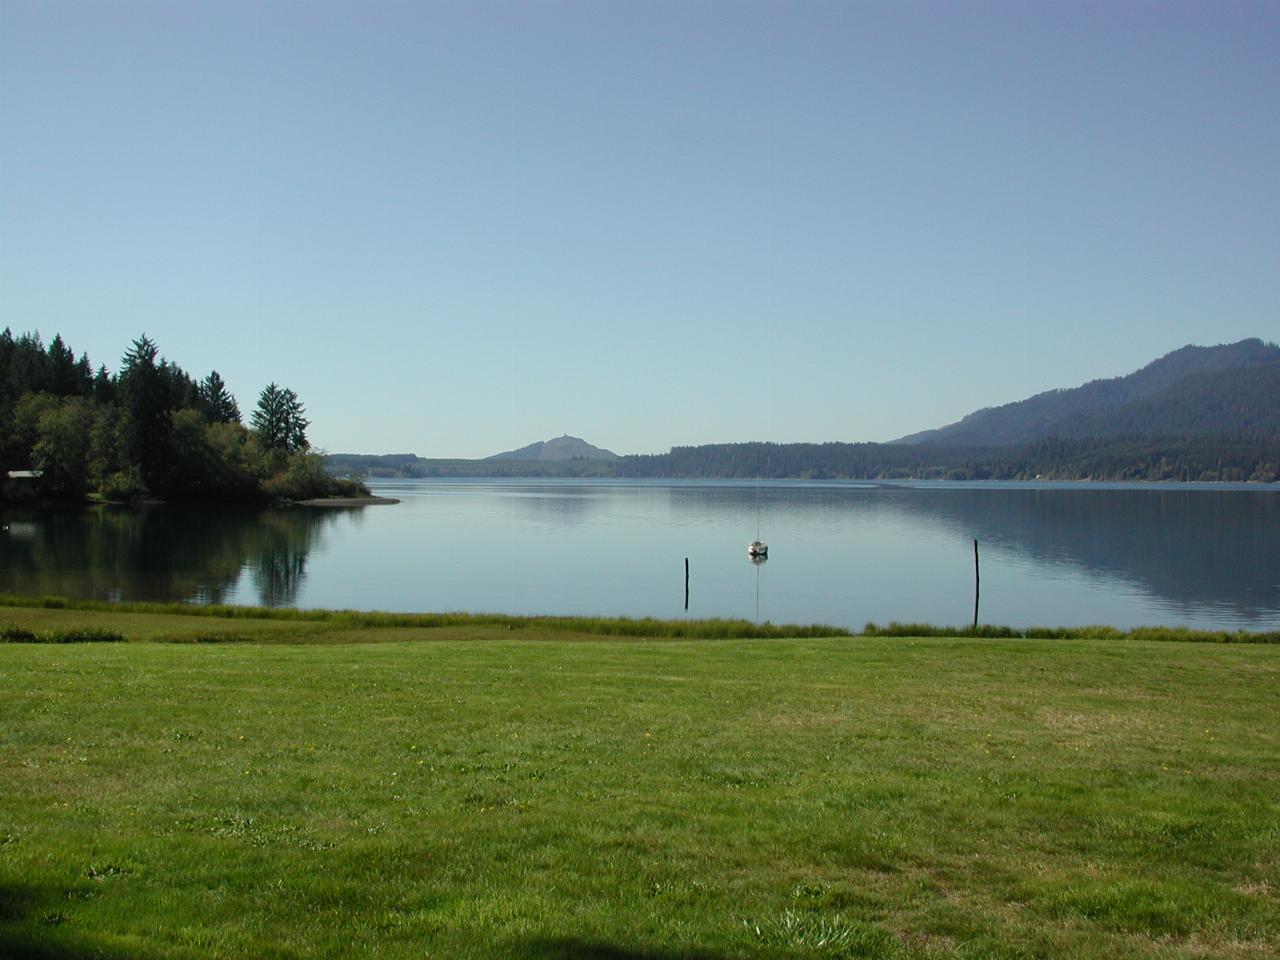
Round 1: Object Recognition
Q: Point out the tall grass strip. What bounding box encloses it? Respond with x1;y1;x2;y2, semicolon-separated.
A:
0;624;124;643
862;621;1280;644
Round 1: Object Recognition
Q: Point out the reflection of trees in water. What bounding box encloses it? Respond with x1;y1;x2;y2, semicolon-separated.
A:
0;504;346;606
5;485;1277;620
664;484;1280;621
879;488;1280;619
250;514;316;606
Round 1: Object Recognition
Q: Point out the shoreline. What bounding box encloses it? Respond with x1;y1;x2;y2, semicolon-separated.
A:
1;595;1275;644
293;495;399;506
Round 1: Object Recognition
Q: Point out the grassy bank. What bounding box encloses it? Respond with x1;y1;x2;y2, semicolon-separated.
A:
3;594;1277;644
1;604;1278;959
0;594;850;642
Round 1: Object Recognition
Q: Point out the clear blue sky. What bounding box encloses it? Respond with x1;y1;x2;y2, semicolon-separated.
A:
3;1;1277;456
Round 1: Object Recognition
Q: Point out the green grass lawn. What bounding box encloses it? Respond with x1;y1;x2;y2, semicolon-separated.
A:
2;605;1278;959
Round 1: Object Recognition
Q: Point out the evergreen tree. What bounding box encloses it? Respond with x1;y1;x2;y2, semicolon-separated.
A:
251;383;309;456
197;370;242;424
6;331;49;396
0;328;13;381
46;334;80;396
92;365;114;405
160;360;199;410
117;334;176;495
0;329;13;472
281;388;309;453
75;353;94;397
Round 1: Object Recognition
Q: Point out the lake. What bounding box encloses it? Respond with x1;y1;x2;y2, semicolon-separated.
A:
2;479;1278;630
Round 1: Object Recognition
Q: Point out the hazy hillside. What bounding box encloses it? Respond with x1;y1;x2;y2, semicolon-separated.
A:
1063;363;1280;439
895;339;1280;446
324;343;1280;483
486;435;618;461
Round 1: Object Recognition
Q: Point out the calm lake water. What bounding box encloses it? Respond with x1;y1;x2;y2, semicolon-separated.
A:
3;479;1279;630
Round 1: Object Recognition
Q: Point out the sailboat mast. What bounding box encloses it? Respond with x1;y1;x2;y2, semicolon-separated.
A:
747;445;768;559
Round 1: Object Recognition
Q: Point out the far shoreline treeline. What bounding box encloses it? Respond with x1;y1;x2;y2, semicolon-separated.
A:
1;329;369;503
326;434;1279;484
330;338;1279;483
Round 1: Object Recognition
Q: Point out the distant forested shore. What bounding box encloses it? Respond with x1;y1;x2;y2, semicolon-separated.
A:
324;338;1280;483
1;329;368;503
616;437;1280;482
328;435;1279;484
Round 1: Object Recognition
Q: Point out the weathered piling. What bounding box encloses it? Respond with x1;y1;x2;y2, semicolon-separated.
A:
973;539;980;628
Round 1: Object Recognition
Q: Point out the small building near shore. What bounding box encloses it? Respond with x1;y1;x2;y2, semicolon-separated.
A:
3;469;44;501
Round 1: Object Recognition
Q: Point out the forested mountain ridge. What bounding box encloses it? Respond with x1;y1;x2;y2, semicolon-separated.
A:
325;339;1278;484
894;339;1280;446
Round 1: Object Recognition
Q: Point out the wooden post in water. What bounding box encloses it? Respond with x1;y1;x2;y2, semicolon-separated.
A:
972;539;980;629
684;557;690;611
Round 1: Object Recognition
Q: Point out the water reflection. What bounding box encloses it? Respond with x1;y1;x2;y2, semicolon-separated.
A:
505;487;601;526
663;483;1280;623
0;504;348;607
883;486;1279;619
750;553;767;623
2;481;1277;629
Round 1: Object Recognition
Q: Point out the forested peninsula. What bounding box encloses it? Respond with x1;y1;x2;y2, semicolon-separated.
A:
1;329;369;503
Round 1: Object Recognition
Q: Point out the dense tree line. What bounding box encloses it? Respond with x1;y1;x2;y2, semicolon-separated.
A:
326;435;1278;483
613;437;1279;482
324;453;618;479
1;329;366;502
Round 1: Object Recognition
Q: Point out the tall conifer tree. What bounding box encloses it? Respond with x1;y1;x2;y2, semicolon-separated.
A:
198;371;241;424
118;334;175;494
251;383;309;456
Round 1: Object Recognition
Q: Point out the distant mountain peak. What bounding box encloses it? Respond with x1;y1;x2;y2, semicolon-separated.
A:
486;435;619;461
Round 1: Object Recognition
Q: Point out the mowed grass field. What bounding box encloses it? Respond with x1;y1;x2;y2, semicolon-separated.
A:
2;605;1278;959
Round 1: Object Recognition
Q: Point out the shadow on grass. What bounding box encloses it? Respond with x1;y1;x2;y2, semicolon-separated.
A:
0;937;100;960
514;938;727;960
0;882;163;960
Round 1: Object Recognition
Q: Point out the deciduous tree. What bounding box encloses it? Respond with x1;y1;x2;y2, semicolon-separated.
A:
32;397;96;495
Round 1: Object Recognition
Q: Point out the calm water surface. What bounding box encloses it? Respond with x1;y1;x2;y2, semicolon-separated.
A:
2;479;1278;630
